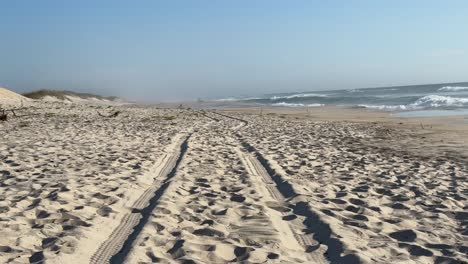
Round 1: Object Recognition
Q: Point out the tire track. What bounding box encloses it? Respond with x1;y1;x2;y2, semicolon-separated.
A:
236;146;328;264
210;111;249;127
124;132;317;263
196;110;220;122
238;139;362;264
90;134;191;264
202;110;362;263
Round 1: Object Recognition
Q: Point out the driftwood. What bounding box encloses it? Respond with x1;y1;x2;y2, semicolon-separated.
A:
0;111;7;121
0;107;30;121
97;110;121;118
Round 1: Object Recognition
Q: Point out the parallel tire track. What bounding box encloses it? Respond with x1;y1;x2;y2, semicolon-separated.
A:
202;111;361;263
236;146;328;264
90;134;191;264
238;140;362;264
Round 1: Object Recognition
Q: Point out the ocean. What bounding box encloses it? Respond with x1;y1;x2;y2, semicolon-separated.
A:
216;82;468;114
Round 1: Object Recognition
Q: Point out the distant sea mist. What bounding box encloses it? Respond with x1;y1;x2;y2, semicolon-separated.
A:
215;82;468;112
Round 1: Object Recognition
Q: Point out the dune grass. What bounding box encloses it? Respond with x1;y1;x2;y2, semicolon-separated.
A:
22;89;118;101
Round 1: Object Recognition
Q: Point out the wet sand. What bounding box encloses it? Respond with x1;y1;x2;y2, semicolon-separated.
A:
0;102;466;263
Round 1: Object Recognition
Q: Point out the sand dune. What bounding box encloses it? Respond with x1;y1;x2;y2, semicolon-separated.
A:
0;87;29;107
0;102;466;263
22;90;125;105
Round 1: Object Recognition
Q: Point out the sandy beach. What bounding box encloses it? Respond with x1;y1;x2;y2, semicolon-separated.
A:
0;102;466;264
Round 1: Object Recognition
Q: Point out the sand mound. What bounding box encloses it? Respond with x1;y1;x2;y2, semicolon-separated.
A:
23;90;123;105
0;87;29;107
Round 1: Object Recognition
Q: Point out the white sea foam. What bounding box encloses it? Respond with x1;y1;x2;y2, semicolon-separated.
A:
438;86;468;92
272;102;323;107
359;104;410;111
215;97;261;102
361;95;468;111
269;93;327;100
412;95;468;107
241;97;262;101
215;97;238;102
347;89;363;93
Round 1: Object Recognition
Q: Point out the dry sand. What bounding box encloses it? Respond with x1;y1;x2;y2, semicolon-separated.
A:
0;101;466;264
0;88;30;107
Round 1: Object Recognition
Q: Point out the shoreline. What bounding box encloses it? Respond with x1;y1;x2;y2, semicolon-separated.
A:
220;105;468;161
157;101;468;160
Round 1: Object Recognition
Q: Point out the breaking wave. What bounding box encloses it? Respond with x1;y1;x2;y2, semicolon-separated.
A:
413;95;468;107
269;93;327;100
215;97;261;102
438;86;468;92
213;83;468;111
359;104;410;111
361;95;468;111
272;102;323;107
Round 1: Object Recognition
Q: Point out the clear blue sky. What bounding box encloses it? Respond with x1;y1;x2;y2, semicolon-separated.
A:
1;0;467;101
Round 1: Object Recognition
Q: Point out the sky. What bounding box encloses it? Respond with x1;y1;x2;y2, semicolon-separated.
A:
1;0;468;102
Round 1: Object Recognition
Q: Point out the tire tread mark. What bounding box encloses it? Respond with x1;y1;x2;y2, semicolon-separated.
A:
90;135;189;264
239;139;362;264
236;146;328;263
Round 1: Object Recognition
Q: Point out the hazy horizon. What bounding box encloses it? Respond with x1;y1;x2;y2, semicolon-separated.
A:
1;1;468;102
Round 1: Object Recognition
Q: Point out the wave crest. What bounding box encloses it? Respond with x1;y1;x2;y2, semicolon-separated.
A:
413;95;468;107
359;104;409;111
272;102;323;107
269;93;327;100
438;86;468;92
215;97;261;102
361;95;468;111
